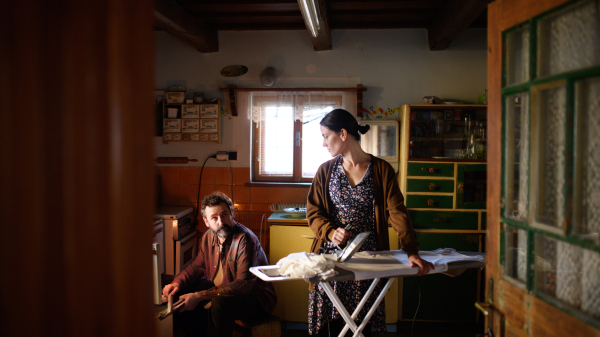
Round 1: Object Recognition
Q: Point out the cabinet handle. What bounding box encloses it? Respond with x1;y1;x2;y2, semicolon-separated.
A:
428;183;436;190
421;167;435;173
458;184;464;189
433;218;448;222
427;199;435;206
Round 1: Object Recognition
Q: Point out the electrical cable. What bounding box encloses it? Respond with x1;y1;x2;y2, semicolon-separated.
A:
226;159;233;204
195;154;216;223
410;276;422;337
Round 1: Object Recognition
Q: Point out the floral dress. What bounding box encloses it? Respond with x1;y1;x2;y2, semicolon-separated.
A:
308;155;387;335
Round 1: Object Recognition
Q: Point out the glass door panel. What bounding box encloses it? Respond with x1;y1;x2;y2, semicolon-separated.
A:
504;93;530;220
538;0;600;78
506;27;531;86
574;77;600;239
534;235;600;318
532;82;567;229
503;224;528;283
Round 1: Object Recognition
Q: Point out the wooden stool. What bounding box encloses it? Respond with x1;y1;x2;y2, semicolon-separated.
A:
233;314;281;337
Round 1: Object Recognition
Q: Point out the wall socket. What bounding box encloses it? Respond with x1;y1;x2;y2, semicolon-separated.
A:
228;151;237;160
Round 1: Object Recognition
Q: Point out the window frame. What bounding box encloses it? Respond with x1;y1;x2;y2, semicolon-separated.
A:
251;93;343;183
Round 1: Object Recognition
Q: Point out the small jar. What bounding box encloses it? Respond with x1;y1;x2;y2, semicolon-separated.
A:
193;92;204;103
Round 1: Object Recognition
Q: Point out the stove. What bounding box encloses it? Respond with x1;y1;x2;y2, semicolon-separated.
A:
155;206;199;275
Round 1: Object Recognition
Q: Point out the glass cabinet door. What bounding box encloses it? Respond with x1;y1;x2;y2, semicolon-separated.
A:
360;119;399;170
408;107;487;160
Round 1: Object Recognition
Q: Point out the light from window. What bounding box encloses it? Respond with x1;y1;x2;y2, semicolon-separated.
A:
260;106;294;176
302;107;334;177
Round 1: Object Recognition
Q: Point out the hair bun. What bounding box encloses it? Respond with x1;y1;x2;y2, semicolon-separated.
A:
358;124;370;134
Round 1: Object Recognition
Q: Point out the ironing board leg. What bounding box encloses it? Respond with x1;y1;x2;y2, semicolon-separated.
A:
351;278;394;337
320;281;363;337
339;278;381;337
320;278;395;337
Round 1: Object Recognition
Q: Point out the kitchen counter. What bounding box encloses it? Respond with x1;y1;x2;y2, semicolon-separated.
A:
267;212;307;224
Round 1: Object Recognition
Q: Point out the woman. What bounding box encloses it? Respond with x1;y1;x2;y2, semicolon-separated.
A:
306;109;433;336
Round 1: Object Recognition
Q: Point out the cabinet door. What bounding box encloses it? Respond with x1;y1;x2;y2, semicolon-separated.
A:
456;164;486;209
401;233;483;322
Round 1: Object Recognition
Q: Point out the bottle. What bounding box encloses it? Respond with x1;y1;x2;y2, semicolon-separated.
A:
466;134;475;159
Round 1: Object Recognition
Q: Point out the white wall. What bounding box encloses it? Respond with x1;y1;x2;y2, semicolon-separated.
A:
154;29;487;167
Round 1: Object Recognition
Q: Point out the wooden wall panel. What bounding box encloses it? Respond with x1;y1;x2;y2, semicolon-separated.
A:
0;0;156;336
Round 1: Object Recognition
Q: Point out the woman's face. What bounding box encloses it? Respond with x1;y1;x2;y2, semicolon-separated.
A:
320;125;345;157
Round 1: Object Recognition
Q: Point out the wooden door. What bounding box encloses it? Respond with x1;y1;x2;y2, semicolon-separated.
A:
0;1;155;336
487;0;600;336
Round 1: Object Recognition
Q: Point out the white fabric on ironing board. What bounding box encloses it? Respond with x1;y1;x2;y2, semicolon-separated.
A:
334;248;486;280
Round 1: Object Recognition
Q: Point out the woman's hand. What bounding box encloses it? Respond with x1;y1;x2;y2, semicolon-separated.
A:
408;255;435;275
331;227;351;246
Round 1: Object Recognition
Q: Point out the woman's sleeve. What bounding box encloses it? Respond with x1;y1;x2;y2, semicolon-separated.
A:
306;163;336;242
384;164;420;257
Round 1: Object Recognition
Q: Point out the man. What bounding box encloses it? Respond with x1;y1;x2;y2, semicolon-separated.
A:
162;191;276;337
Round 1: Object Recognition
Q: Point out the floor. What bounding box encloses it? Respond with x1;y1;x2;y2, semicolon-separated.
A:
280;322;484;337
280;329;482;337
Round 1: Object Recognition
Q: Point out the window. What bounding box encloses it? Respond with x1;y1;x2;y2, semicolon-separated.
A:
500;0;600;323
250;92;346;182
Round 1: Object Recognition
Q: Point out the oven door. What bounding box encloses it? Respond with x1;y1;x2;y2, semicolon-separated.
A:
175;230;199;274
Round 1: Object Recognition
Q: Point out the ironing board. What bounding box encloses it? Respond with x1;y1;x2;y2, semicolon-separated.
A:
250;250;485;337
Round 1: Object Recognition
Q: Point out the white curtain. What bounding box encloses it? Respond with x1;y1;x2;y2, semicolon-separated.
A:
240;91;357;124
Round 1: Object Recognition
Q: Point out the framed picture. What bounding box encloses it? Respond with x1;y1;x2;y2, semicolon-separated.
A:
163;119;181;132
200;118;218;133
200;133;209;140
208;134;219;141
201;104;218;118
182;119;199;133
182;104;200;118
172;133;182;141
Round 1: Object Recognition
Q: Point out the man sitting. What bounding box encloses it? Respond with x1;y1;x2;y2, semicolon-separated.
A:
162;191;276;337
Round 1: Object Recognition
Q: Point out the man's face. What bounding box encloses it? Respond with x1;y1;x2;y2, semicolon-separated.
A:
203;202;233;239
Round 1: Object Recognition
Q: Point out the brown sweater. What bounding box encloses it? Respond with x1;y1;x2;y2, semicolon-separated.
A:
306;155;420;257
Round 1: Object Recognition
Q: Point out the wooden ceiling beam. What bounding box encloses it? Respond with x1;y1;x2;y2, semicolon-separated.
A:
154;0;219;53
427;0;492;51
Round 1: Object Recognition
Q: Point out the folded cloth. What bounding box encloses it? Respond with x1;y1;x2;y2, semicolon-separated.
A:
334;248;485;280
276;252;337;278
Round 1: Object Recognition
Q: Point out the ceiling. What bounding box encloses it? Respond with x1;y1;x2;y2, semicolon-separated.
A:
154;0;491;53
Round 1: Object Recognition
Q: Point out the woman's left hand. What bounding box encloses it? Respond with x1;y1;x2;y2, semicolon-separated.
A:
408;255;435;275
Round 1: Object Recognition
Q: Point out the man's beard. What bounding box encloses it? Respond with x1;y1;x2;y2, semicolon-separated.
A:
215;224;231;239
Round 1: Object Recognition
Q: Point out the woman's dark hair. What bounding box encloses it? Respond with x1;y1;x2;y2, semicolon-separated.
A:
320;109;370;141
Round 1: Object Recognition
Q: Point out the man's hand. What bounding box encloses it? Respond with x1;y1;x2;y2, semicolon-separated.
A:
179;292;212;312
162;283;179;298
408;255;435;275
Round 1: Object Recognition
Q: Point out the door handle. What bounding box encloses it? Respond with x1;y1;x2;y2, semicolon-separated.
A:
475;301;491;316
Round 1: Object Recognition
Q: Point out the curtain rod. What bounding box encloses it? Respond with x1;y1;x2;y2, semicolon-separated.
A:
221;84;366;116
